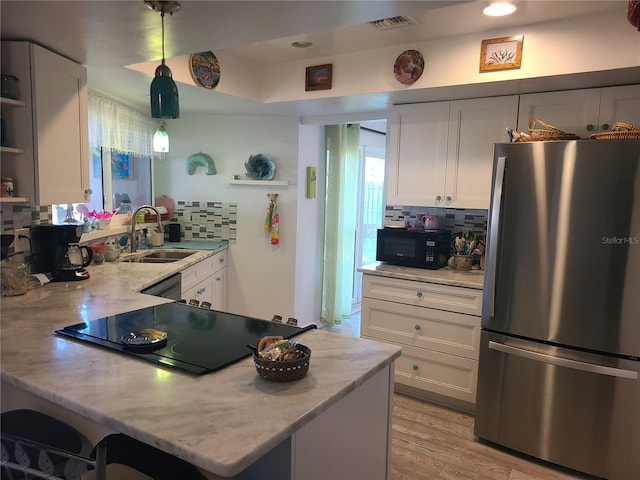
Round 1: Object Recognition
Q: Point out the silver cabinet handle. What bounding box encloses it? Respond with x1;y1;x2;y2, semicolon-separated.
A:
488;341;638;379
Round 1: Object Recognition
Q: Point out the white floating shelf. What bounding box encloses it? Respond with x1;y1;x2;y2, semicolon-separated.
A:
0;146;25;154
0;97;26;107
0;196;30;203
228;178;290;186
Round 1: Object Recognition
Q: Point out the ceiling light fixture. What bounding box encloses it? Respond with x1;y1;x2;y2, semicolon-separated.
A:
483;2;517;17
291;41;314;49
153;121;169;152
145;0;181;119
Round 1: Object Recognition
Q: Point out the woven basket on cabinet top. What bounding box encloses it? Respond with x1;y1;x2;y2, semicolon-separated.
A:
589;122;640;139
512;118;580;142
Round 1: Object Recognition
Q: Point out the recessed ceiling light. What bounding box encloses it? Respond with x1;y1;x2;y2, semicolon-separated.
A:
483;2;517;17
291;41;314;49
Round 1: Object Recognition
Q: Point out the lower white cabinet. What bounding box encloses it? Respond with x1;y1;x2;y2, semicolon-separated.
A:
360;273;482;410
181;250;227;311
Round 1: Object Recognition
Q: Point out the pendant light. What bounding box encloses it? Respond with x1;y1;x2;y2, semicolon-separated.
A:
146;1;181;119
153;121;169;152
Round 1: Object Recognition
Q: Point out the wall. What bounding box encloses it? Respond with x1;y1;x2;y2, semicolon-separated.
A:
153;114;305;323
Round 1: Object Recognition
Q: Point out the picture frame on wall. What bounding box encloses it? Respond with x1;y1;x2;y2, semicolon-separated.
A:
305;64;332;91
479;35;523;72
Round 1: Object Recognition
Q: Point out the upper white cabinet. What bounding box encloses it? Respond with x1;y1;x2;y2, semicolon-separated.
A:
1;41;89;205
386;96;517;209
517;84;640;139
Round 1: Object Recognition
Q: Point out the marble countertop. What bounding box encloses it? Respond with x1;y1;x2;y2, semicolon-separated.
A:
359;263;484;289
0;245;401;477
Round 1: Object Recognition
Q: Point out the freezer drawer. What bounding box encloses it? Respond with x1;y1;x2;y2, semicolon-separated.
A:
475;331;640;480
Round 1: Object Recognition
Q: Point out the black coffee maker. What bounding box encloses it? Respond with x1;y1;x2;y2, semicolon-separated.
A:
31;224;92;281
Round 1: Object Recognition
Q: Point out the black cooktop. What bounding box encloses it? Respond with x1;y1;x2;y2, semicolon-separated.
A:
56;302;316;375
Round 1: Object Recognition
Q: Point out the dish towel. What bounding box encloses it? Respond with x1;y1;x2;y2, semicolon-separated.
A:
264;193;280;245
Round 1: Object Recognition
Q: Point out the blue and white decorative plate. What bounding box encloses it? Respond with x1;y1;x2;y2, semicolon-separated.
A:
244;154;275;180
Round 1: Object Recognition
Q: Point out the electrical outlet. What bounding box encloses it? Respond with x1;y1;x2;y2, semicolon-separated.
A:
13;228;31;254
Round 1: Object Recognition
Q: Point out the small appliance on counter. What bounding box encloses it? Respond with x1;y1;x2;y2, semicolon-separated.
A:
31;224;92;281
376;227;451;269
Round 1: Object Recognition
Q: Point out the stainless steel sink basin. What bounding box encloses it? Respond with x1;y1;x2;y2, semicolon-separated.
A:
118;249;198;264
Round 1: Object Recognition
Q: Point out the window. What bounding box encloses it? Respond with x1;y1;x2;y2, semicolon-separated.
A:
53;93;154;222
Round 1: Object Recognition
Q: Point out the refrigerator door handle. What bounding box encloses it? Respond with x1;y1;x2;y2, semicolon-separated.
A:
485;155;507;318
488;341;638;380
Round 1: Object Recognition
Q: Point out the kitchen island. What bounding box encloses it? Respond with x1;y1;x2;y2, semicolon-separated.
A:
0;251;401;479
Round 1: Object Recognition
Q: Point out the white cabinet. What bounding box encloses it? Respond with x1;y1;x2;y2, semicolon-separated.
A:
360;273;482;410
386;96;517;209
517;84;640;139
0;41;89;205
181;250;227;311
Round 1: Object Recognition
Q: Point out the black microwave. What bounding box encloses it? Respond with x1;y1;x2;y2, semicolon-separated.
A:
376;228;451;269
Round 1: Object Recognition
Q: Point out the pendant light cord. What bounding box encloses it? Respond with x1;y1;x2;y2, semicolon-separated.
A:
161;9;166;65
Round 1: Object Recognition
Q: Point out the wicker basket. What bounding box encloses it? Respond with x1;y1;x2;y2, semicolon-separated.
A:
253;344;311;382
512;118;580;142
144;212;170;222
590;122;640;140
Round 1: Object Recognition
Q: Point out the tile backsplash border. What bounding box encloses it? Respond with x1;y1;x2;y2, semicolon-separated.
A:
384;205;488;238
175;201;237;243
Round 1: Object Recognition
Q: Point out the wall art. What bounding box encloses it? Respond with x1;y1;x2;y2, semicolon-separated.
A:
479;35;523;72
305;64;332;91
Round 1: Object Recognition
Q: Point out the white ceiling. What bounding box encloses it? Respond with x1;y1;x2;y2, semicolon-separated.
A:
0;1;630;119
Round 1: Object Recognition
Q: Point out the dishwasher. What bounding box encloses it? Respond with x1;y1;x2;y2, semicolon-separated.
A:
141;273;181;300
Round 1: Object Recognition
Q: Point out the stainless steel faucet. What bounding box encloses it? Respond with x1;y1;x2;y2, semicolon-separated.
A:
130;205;164;253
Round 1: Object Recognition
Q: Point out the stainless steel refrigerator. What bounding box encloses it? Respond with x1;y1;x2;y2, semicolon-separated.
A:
475;139;640;480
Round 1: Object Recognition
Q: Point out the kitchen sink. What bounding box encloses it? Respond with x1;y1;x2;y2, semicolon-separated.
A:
118;249;198;264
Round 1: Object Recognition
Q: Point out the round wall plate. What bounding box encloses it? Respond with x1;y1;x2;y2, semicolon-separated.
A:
393;49;424;86
189;51;221;89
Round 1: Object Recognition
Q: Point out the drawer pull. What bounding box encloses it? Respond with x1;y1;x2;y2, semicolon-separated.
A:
412;364;419;371
414;324;421;331
416;291;423;299
197;288;205;295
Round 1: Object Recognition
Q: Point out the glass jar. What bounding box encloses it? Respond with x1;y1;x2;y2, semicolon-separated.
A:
91;244;106;264
1;258;29;296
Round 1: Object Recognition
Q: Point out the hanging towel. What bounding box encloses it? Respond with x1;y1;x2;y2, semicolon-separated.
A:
264;194;279;245
270;201;279;245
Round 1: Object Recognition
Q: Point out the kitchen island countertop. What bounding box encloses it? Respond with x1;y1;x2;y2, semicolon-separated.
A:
359;262;484;289
0;247;401;478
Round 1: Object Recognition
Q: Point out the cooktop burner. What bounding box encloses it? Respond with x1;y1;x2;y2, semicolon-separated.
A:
56;302;316;375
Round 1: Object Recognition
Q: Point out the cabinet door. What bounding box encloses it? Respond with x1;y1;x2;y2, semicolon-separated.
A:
182;276;215;305
213;267;226;311
386;102;449;207
517;89;601;139
445;96;518;209
598;84;640;129
31;43;89;205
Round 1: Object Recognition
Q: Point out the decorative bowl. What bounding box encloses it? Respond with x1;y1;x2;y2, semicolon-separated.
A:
252;343;311;382
97;218;111;230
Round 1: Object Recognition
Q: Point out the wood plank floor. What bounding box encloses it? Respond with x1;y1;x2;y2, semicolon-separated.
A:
391;393;599;480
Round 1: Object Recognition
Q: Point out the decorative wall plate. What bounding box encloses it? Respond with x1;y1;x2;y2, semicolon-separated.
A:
189;51;221;89
393;49;424;86
186;152;217;175
245;154;275;180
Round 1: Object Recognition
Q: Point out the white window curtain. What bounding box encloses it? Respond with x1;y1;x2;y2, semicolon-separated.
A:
88;91;154;155
321;124;360;326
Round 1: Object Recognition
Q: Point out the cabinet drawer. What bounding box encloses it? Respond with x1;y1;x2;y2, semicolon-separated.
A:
181;251;225;292
362;275;482;316
393;343;478;404
361;298;480;359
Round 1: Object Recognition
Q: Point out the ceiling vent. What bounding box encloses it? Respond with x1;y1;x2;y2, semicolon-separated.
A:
368;16;416;31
